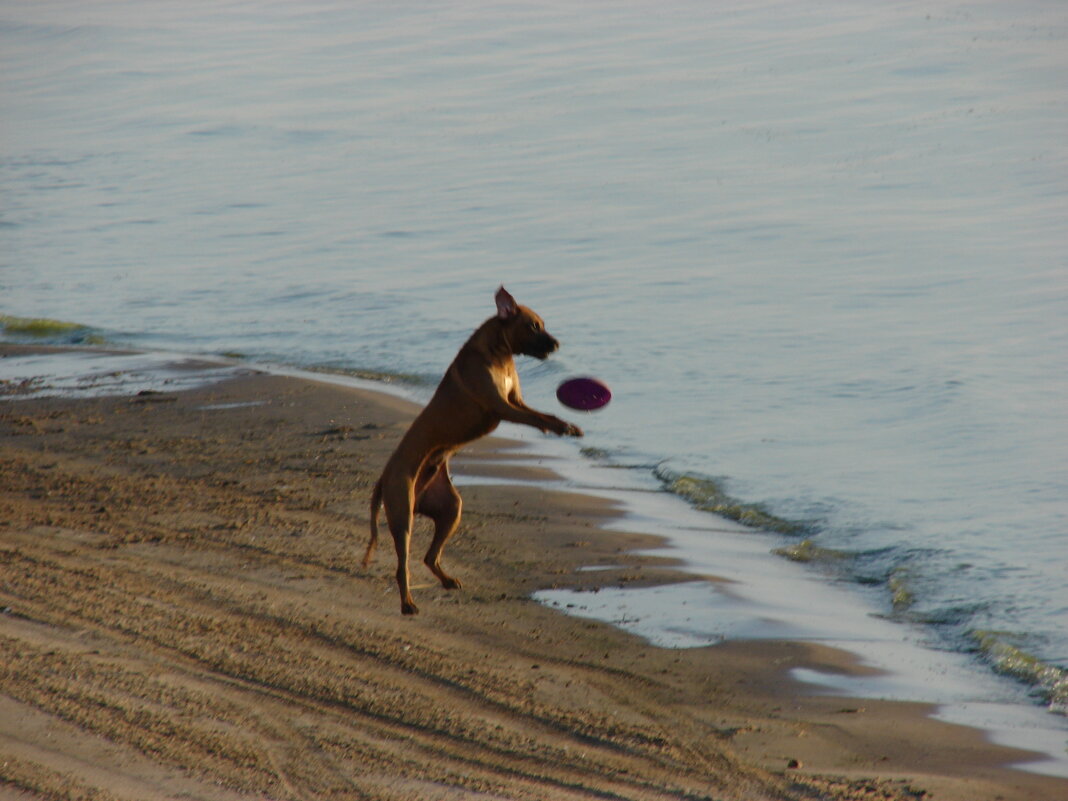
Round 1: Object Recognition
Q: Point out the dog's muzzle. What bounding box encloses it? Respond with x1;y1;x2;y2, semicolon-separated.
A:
526;333;559;360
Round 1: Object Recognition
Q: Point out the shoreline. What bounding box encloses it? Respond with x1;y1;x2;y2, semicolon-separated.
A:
1;343;1066;800
520;457;1068;778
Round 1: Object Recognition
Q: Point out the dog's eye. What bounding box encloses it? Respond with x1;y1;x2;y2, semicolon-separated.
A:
529;321;541;332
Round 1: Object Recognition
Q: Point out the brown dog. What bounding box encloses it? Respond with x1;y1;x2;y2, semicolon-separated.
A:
365;287;583;614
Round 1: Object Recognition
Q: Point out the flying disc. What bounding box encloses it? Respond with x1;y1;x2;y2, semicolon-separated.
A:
556;376;612;411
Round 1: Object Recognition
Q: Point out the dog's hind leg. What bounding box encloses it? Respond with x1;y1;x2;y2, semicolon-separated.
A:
363;480;383;567
382;477;419;615
417;462;464;591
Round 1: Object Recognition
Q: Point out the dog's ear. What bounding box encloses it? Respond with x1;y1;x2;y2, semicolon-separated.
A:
495;286;518;320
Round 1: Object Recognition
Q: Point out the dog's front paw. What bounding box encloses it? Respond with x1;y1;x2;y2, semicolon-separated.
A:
558;420;583;437
543;415;583;437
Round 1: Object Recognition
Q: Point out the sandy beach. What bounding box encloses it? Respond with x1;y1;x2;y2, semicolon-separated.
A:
1;345;1064;801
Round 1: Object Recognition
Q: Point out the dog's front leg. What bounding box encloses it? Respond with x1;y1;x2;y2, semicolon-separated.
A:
506;398;583;437
460;368;582;437
503;375;583;437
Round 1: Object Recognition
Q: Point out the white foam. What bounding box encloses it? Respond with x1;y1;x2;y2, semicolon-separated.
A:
0;350;243;400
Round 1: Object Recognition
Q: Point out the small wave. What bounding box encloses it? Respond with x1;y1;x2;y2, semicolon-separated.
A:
0;315;105;345
579;446;614;461
772;538;853;565
887;566;915;611
970;630;1068;714
653;466;812;535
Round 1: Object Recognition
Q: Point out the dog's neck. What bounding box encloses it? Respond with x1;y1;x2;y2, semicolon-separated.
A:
468;316;518;366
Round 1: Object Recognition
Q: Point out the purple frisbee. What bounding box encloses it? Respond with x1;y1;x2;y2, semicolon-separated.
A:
556;376;612;411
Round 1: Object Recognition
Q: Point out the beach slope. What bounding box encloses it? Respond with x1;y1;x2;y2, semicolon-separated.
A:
0;347;1063;801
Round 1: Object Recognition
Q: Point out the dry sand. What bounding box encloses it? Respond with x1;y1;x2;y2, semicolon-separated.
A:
1;345;1064;801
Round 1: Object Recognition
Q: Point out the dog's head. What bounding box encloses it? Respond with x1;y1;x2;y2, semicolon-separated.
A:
495;286;559;360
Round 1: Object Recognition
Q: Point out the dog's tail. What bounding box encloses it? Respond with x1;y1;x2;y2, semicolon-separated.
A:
363;479;383;567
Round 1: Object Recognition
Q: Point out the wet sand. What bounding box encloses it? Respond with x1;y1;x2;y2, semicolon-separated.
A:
1;345;1064;801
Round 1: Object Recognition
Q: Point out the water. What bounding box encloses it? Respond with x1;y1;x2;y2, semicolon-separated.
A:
2;0;1066;761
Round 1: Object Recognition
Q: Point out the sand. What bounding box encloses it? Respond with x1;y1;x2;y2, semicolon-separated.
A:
1;345;1064;801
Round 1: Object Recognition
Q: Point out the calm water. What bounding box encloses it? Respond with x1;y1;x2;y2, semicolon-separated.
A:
3;0;1066;727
